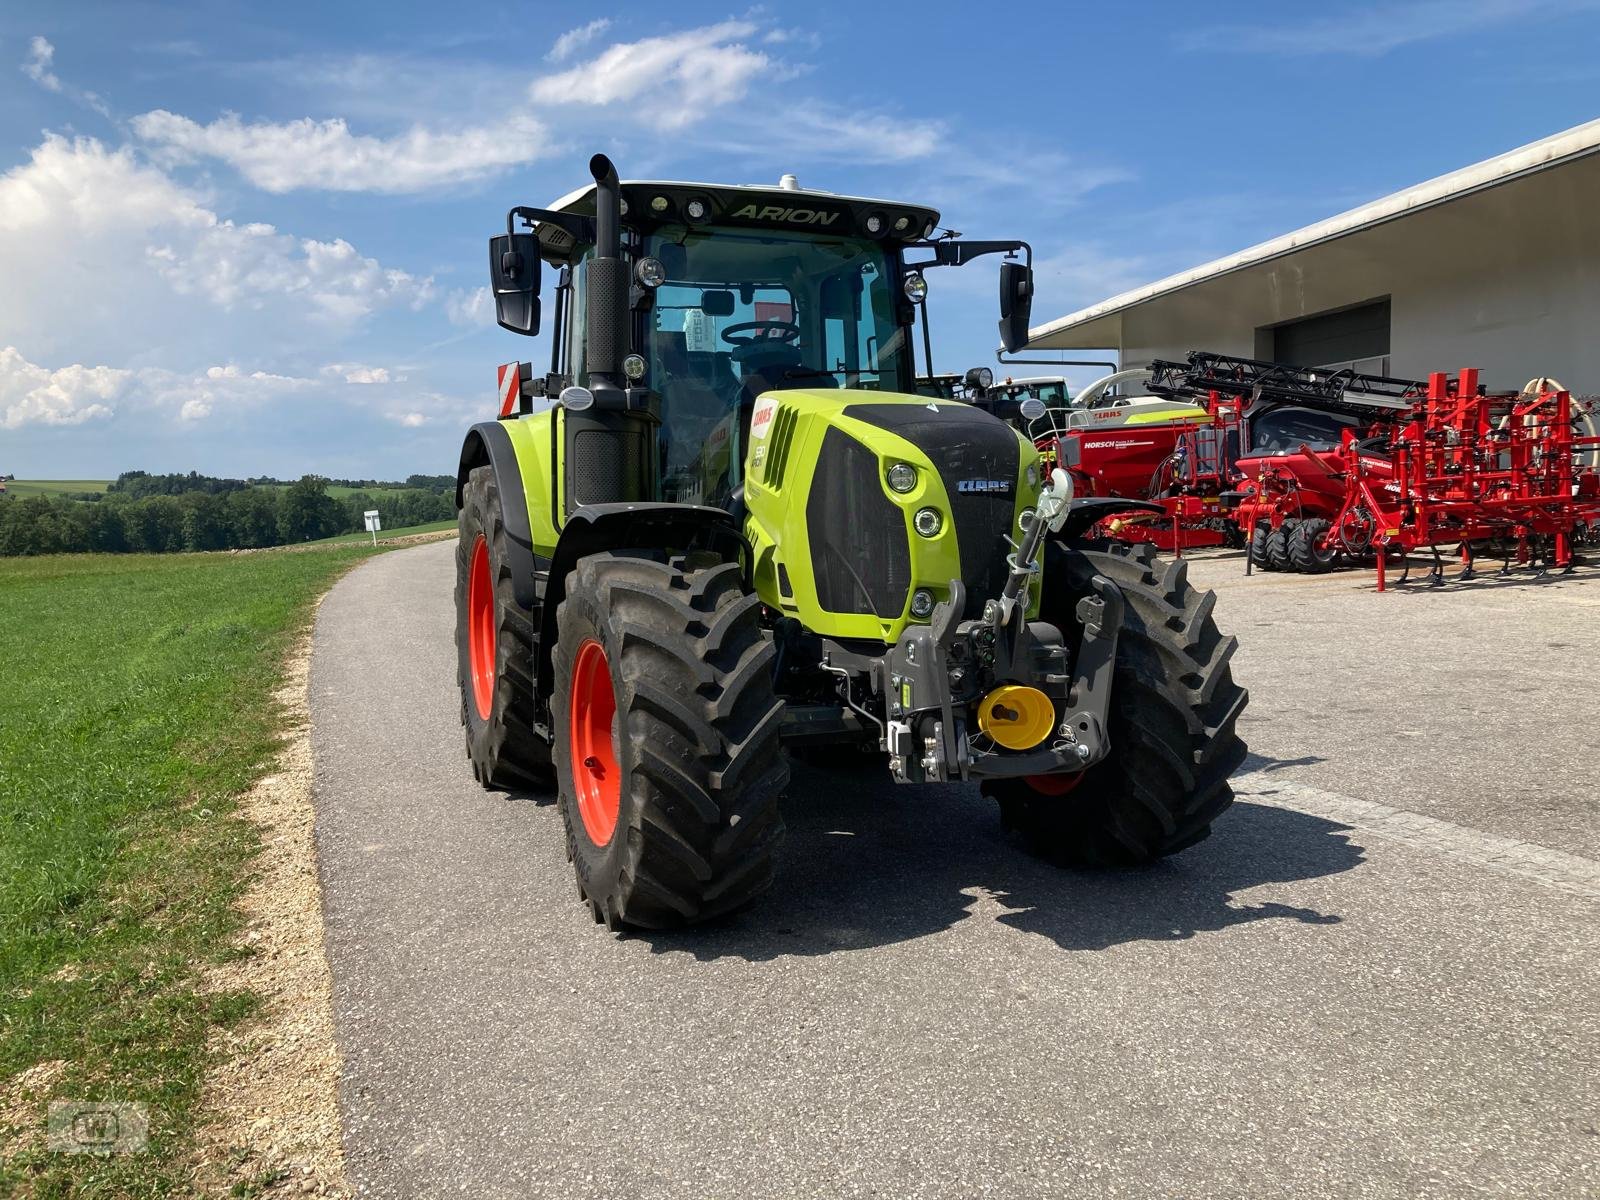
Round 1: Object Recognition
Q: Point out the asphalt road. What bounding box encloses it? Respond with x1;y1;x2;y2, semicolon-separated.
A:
312;540;1600;1199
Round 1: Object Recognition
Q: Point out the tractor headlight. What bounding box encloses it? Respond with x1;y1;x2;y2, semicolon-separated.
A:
894;214;912;233
1018;507;1036;532
623;354;647;381
914;507;942;538
650;194;670;214
635;257;666;288
887;463;918;493
910;589;935;618
685;198;708;221
903;272;927;303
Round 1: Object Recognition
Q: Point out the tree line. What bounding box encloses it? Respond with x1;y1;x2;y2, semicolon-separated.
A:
0;475;457;556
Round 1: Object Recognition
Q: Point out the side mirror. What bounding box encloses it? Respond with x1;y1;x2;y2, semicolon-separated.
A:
998;260;1033;354
489;233;541;336
701;289;736;317
1019;396;1048;421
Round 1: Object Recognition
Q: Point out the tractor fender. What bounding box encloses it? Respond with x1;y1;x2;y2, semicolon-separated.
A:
1053;497;1168;542
457;422;541;612
537;503;750;699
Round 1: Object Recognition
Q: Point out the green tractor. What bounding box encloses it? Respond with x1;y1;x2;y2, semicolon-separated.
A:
456;155;1247;929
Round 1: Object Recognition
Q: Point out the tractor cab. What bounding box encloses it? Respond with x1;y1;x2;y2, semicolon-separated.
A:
490;164;1035;514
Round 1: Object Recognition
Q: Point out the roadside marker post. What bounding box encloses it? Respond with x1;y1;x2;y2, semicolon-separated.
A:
364;509;381;547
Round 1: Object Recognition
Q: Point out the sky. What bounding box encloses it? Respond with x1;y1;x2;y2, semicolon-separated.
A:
2;0;1598;481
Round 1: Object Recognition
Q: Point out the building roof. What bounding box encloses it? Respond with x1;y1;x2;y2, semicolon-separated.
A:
1025;118;1600;350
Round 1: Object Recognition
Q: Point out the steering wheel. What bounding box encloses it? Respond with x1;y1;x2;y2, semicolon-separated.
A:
721;320;800;351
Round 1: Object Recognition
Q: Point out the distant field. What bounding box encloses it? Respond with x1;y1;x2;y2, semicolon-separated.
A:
1;479;111;498
309;518;457;544
2;481;431;501
0;544;377;1194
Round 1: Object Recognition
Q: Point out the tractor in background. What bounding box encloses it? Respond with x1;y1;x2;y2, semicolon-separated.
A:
456;156;1248;929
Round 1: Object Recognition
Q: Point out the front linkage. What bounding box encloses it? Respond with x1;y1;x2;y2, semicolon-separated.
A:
876;470;1123;785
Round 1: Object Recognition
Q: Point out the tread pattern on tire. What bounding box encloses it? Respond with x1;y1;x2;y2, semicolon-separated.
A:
988;540;1249;866
1264;521;1294;572
456;466;552;790
553;552;788;929
1287;517;1337;573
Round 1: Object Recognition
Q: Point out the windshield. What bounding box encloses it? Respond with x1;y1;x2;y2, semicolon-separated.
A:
643;225;909;506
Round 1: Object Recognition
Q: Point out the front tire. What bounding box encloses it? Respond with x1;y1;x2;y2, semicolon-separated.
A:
987;540;1248;865
456;466;552;790
552;552;788;929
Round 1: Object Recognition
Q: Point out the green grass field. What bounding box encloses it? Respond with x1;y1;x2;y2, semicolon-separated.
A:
0;546;378;1195
308;518;457;545
1;480;111;499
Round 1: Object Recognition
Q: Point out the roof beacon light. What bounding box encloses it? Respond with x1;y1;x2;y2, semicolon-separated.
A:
779;174;800;190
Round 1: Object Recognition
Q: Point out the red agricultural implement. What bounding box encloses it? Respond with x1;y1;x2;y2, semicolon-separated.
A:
1334;370;1600;588
1179;353;1600;588
1035;351;1600;590
1028;371;1242;555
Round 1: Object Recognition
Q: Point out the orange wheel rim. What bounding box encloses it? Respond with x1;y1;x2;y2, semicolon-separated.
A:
570;639;621;847
467;534;496;721
1025;773;1083;797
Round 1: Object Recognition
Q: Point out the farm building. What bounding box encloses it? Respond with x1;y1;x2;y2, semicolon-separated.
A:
1022;119;1600;392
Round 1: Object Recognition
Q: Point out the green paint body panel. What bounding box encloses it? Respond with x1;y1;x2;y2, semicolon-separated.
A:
743;389;1042;644
491;389;1042;645
499;407;562;558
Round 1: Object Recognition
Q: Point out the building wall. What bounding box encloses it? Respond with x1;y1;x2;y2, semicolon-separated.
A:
1115;152;1600;391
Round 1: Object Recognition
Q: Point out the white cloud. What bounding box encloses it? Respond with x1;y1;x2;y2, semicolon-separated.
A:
21;36;61;91
322;363;396;384
445;286;493;328
0;135;430;364
1179;0;1600;55
0;347;322;430
131;109;547;194
530;21;772;128
548;19;612;62
0;345;124;429
19;35;111;115
389;411;427;427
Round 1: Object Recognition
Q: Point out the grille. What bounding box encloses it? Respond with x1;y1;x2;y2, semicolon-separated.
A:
569;423;646;508
762;405;800;490
806;427;910;617
843;403;1021;618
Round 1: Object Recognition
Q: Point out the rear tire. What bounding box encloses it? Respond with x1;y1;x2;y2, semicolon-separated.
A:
456;466;552;790
552;552;788;929
1287;517;1337;573
987;540;1248;865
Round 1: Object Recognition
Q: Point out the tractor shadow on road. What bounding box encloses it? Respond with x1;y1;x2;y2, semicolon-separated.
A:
644;758;1366;962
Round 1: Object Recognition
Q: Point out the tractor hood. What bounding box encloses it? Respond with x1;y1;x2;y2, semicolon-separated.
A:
742;389;1043;645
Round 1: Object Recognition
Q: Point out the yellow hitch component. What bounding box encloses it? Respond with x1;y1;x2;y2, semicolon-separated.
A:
976;684;1056;750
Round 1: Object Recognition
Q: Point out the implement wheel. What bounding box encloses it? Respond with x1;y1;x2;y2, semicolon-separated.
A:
986;541;1248;865
552;552;788;929
1288;517;1338;573
1263;521;1294;571
456;466;552;790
